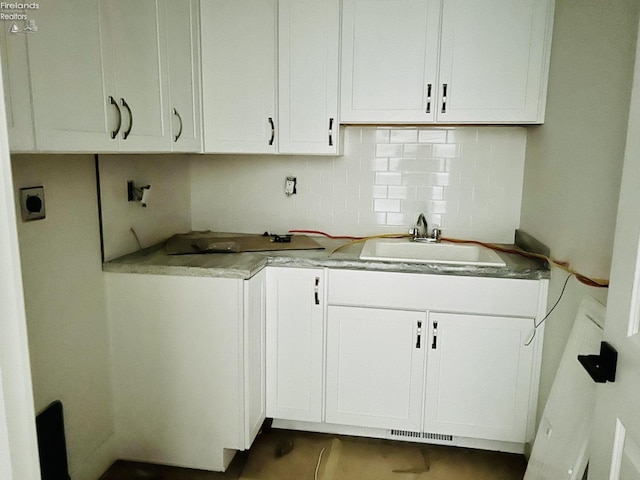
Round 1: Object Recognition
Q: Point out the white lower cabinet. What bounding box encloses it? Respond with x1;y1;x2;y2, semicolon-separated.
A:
265;267;324;422
266;267;547;453
423;312;535;443
105;270;265;472
325;306;426;430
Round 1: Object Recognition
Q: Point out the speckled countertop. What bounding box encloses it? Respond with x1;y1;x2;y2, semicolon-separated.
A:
103;234;549;281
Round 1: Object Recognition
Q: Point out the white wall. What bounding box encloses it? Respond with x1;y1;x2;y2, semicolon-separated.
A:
98;154;192;261
520;0;640;416
10;154;117;480
191;126;526;243
0;99;41;480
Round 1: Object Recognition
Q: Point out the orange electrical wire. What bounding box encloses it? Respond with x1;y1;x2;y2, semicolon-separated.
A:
289;229;609;289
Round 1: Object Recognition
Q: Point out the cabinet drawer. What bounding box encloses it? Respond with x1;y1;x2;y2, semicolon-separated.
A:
327;269;541;318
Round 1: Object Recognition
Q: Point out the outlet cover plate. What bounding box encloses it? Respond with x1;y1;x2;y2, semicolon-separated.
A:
20;186;45;222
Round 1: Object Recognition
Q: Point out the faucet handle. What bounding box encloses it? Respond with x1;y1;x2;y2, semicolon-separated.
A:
431;227;442;241
408;227;419;237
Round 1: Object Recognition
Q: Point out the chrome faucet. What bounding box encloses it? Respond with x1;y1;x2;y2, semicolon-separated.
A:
409;213;441;243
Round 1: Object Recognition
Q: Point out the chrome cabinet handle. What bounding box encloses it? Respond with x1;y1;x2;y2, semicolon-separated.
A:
426;83;432;114
109;96;122;139
268;117;275;146
314;277;320;305
328;117;334;146
173;108;183;142
121;98;133;140
441;84;448;114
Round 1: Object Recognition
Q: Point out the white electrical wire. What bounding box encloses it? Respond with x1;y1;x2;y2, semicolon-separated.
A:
314;447;326;480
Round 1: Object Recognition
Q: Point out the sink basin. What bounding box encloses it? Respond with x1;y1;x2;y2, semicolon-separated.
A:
359;238;506;267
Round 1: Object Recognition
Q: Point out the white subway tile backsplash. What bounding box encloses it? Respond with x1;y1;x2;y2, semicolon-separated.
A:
388;186;415;200
376;143;403;157
190;126;526;242
418;129;447;143
375;129;390;143
373;198;402;213
390;129;418;143
375;171;403;186
432;143;461;158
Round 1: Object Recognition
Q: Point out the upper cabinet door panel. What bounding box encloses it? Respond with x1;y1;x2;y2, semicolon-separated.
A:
201;0;277;154
105;0;170;152
341;0;441;123
28;0;115;152
278;0;340;155
164;0;201;153
437;0;553;123
2;19;34;152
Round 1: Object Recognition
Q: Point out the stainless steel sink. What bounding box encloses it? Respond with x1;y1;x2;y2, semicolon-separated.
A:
359;238;506;267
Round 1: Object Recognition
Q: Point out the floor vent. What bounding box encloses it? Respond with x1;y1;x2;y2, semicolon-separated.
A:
423;432;454;442
390;429;454;442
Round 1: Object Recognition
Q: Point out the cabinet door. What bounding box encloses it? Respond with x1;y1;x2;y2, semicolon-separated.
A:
436;0;553;123
278;0;340;155
326;306;426;431
266;268;324;422
27;0;116;152
424;312;535;442
201;0;277;154
1;19;34;152
164;0;201;153
243;269;266;449
340;0;441;123
104;0;171;152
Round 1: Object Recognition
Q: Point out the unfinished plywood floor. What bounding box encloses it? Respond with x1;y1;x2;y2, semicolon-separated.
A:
100;430;526;480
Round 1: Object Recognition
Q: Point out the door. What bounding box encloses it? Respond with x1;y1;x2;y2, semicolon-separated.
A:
587;25;640;479
340;0;441;123
266;268;324;422
200;0;277;154
326;306;426;430
436;0;553;123
424;312;535;442
28;0;115;152
278;0;340;154
103;0;170;152
163;0;201;152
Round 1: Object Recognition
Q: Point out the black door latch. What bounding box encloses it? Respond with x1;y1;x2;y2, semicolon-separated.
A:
578;341;618;383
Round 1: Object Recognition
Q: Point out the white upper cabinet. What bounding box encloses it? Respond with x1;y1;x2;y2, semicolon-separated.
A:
2;19;34;152
340;0;441;123
26;0;187;153
437;0;553;123
27;0;115;152
200;0;277;154
278;0;341;155
164;0;202;152
341;0;554;124
102;0;171;152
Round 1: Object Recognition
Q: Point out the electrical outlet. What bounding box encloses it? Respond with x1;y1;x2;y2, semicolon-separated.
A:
20;186;45;222
285;176;297;196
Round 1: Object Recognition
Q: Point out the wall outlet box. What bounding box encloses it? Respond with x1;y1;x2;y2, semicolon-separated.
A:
20;186;45;222
285;176;297;196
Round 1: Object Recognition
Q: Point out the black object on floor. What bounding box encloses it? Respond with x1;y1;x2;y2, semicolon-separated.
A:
36;400;71;480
